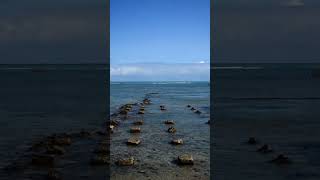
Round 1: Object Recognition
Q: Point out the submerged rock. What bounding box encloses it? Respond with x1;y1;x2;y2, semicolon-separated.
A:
167;127;177;133
32;154;55;166
177;154;194;165
138;110;145;114
127;137;141;145
270;154;292;165
130;127;141;133
133;120;144;125
187;105;191;108
194;110;201;114
46;145;65;155
257;144;273;153
171;139;183;145
116;157;135;166
47;168;62;180
164;120;175;125
191;107;196;111
247;137;258;145
160;105;166;111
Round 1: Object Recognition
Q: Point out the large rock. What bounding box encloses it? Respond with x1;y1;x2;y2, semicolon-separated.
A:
177;154;194;165
130;127;141;133
127;137;141;145
116;157;135;166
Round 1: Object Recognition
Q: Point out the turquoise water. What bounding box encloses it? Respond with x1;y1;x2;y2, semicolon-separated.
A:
110;82;210;179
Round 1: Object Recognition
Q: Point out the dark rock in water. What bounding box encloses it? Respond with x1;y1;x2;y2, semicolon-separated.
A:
116;157;135;166
168;127;177;133
160;105;166;111
164;120;175;125
247;137;258;145
127;137;141;145
109;119;119;126
206;120;210;124
191;107;196;111
270;154;292;164
187;105;191;108
133;120;144;125
171;139;183;145
194;110;201;114
130;127;141;133
32;154;55;166
47;169;62;180
177;154;194;165
90;155;109;165
257;144;273;153
138;110;145;114
143;98;151;105
46;145;65;155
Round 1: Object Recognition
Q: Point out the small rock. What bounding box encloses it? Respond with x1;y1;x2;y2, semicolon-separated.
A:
247;137;257;145
138;110;145;114
130;127;141;133
116;157;135;166
133;120;144;125
257;144;273;153
191;107;196;110
177;154;194;165
47;169;61;180
46;145;65;155
187;105;191;108
194;110;201;114
206;120;210;124
171;139;183;145
127;137;141;145
167;127;177;133
164;120;175;125
270;154;292;164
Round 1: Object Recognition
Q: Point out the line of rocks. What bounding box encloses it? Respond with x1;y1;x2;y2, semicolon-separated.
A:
247;137;292;165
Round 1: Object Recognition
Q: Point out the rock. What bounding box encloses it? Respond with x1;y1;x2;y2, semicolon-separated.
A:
257;144;273;153
109;125;115;131
270;154;292;164
177;154;194;165
47;169;61;180
46;145;65;155
206;120;210;124
109;119;119;126
191;107;195;110
32;154;55;166
116;157;135;166
130;127;141;133
138;110;145;114
164;120;175;125
127;137;141;145
247;137;257;145
93;146;109;154
171;139;183;145
187;105;191;108
167;127;177;133
160;105;166;111
194;110;201;114
91;155;109;165
133;120;144;125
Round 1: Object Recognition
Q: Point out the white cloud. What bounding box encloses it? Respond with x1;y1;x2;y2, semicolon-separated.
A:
110;63;209;81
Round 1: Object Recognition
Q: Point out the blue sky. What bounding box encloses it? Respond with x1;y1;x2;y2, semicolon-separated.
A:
110;0;210;81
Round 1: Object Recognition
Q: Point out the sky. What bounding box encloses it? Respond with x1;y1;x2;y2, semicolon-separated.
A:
214;0;320;63
0;0;107;64
110;0;210;81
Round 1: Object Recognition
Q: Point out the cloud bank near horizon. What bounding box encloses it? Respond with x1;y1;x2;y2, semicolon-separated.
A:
111;63;209;81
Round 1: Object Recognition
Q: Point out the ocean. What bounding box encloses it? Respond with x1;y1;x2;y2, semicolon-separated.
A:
213;63;320;180
0;64;108;179
110;82;210;179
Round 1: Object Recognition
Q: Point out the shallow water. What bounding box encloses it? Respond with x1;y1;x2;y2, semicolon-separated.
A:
110;82;210;179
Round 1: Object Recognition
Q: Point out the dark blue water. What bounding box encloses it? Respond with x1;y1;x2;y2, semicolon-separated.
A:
213;63;320;180
0;64;108;179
